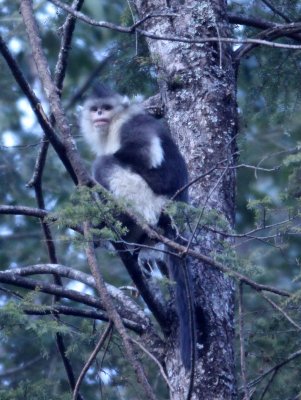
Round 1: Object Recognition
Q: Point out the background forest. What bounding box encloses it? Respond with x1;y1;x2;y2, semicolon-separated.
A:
1;0;301;399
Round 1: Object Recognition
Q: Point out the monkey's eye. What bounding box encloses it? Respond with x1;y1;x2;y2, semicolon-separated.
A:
102;104;113;111
90;105;98;112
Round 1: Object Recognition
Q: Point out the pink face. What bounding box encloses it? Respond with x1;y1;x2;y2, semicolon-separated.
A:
89;103;114;128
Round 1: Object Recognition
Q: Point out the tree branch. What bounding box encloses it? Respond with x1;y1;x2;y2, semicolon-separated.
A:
260;0;291;22
5;263;146;322
0;356;42;380
72;323;113;400
228;13;301;42
48;0;301;50
0;205;48;218
0;35;78;184
20;0;92;187
140;222;291;297
260;292;301;331
234;22;301;60
0;203;291;298
0;271;146;332
244;349;301;390
54;0;85;93
83;222;158;400
48;0;175;33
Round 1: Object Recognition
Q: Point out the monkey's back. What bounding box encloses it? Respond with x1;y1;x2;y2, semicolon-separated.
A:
116;113;189;202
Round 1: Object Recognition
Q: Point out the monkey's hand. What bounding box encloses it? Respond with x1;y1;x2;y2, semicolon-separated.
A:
137;242;168;279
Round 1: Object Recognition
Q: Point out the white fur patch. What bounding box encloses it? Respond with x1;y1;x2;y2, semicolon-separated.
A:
109;166;167;225
80;107;108;156
149;136;164;168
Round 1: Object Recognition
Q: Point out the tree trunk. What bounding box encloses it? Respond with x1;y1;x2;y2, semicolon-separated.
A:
134;1;237;398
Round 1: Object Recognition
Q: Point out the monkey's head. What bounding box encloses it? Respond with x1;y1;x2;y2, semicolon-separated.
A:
82;84;129;133
80;84;130;154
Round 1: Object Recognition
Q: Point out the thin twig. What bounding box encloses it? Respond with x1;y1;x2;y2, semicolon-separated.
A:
0;357;42;379
258;369;278;400
260;0;291;22
260;292;301;331
54;0;85;92
73;323;113;400
130;337;172;391
243;349;301;390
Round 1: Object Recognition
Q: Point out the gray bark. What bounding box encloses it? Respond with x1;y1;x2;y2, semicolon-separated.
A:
134;0;237;399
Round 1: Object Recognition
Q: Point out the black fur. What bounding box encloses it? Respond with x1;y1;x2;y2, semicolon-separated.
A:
93;155;120;190
168;253;195;370
115;114;188;202
91;83;117;99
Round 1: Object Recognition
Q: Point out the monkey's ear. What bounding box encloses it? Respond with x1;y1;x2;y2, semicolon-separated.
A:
121;96;130;106
132;94;144;104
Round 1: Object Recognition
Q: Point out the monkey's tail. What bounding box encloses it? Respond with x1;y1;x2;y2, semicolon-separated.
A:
168;254;195;371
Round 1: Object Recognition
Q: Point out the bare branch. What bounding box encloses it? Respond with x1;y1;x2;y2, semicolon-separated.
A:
6;263;146;321
73;323;113;400
260;0;291;22
141;223;290;297
0;203;291;298
0;205;48;219
0;35;78;183
54;0;85;93
20;0;92;186
228;14;301;42
49;0;176;33
245;349;301;390
0;271;144;332
23;304;113;323
48;0;301;50
260;292;301;331
258;369;278;400
234;21;301;60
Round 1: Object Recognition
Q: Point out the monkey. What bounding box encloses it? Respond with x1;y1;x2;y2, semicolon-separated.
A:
81;83;194;370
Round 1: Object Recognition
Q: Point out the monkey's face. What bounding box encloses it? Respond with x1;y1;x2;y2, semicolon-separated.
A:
84;97;126;134
89;103;114;130
81;95;129;155
89;102;114;129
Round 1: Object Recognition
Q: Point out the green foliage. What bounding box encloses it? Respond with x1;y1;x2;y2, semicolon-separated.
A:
50;186;128;242
0;380;71;400
167;201;230;232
